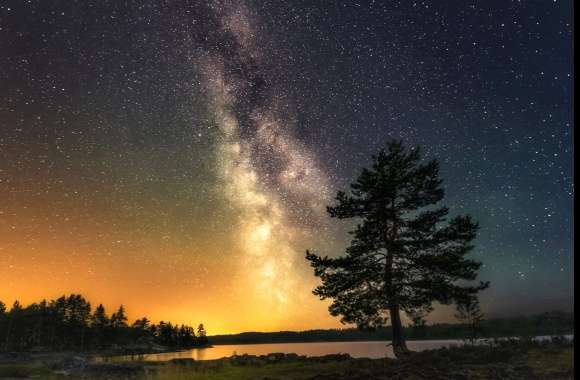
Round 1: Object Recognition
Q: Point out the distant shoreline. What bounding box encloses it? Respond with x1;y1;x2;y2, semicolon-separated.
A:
206;311;574;346
208;335;575;347
209;337;466;346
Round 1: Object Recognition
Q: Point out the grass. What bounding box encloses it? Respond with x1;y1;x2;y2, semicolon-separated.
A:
121;342;575;380
527;346;574;379
0;363;54;378
149;360;352;380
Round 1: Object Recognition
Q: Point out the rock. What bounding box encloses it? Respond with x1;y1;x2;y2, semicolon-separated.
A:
230;354;262;366
265;352;286;362
71;363;144;377
308;353;351;363
57;355;88;371
169;358;196;365
54;357;145;378
0;352;34;364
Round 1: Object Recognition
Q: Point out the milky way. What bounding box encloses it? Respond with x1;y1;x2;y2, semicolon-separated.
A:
0;0;573;332
199;0;333;312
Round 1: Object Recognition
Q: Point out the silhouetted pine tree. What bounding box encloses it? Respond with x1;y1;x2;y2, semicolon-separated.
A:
408;310;427;339
455;296;485;344
306;140;488;357
110;305;128;328
91;304;109;328
197;323;208;345
91;304;109;348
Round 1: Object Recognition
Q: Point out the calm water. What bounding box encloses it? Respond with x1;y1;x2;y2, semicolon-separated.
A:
112;339;464;361
108;335;573;362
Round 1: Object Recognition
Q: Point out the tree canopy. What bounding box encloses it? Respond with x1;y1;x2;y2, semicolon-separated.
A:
0;294;209;352
306;140;488;356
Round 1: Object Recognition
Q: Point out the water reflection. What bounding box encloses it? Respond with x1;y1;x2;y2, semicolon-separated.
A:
108;335;573;362
112;340;463;361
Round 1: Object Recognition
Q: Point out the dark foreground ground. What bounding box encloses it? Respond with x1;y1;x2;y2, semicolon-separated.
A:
0;338;573;380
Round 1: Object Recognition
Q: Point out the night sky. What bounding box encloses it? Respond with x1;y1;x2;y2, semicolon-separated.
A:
0;1;573;334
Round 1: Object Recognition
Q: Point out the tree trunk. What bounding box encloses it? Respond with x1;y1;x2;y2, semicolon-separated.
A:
385;212;409;358
390;304;410;358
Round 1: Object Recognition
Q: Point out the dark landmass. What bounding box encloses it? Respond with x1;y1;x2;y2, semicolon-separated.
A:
486;296;573;319
0;337;573;379
208;311;574;345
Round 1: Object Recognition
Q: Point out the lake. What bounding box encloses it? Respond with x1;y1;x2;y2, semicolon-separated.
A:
107;335;573;362
112;339;465;361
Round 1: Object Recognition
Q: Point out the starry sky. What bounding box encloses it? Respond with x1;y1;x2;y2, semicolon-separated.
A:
0;1;573;334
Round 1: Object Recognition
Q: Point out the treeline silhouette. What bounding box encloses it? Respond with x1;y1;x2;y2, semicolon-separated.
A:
208;311;574;345
0;294;209;352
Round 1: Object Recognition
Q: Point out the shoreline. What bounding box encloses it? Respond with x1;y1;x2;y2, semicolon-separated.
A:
199;333;575;348
0;339;573;379
93;333;575;362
